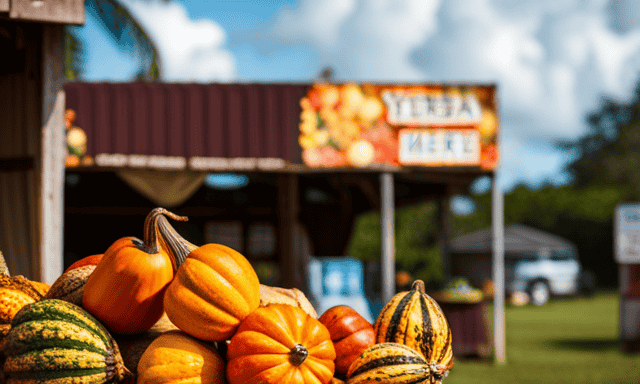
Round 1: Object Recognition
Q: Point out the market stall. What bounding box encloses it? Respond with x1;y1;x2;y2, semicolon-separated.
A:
61;81;505;360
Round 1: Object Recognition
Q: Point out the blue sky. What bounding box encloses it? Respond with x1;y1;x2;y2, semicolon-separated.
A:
74;0;640;193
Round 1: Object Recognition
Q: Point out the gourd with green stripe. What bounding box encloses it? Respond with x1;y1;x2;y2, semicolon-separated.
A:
2;299;131;383
346;342;446;384
373;280;453;379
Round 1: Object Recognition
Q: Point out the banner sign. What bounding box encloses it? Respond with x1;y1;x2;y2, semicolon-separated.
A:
298;84;498;169
615;204;640;264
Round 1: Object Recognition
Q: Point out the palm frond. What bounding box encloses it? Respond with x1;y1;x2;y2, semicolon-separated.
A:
64;26;84;81
85;0;164;80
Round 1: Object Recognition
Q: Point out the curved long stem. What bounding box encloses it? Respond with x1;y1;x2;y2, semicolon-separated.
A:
156;215;198;271
143;208;189;259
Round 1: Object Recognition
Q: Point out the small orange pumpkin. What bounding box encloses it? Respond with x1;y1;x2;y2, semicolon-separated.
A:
163;243;260;342
137;330;225;384
318;305;375;375
226;304;336;384
82;208;189;335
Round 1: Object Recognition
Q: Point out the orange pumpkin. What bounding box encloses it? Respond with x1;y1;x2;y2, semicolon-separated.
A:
163;243;260;342
82;208;188;335
137;330;225;384
318;305;375;375
226;304;336;384
64;254;103;273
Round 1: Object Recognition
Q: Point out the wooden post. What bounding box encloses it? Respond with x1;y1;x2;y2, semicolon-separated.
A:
38;24;66;284
380;172;395;305
492;172;506;364
277;174;302;289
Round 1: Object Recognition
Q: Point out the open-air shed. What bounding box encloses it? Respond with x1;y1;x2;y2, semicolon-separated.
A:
61;82;497;295
450;224;578;289
59;82;510;362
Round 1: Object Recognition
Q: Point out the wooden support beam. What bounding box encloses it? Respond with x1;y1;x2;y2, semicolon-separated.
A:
380;172;395;305
492;173;506;364
10;0;84;24
277;174;303;290
38;24;65;284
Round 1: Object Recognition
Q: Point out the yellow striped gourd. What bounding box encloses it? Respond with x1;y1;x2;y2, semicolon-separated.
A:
373;280;453;379
346;342;445;384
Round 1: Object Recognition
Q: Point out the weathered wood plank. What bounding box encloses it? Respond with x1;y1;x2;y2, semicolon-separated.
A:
10;0;84;25
38;24;65;284
380;172;395;305
0;22;40;279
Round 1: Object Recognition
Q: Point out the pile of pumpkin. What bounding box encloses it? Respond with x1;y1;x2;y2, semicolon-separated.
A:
0;208;453;384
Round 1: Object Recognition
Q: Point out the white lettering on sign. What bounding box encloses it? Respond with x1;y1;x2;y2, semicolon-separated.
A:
381;91;482;126
189;157;287;171
398;129;480;166
95;153;186;170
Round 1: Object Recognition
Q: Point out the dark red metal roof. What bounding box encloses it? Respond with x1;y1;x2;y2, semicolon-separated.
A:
64;82;310;164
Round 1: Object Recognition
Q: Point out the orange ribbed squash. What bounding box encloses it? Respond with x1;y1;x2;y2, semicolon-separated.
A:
137;330;225;384
163;243;260;342
226;304;336;384
82;208;189;335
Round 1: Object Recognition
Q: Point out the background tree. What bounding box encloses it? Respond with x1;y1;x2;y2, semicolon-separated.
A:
65;0;165;81
562;80;640;199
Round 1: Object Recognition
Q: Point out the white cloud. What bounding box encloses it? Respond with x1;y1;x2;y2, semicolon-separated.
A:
121;0;235;82
249;0;640;189
265;0;357;51
257;0;441;81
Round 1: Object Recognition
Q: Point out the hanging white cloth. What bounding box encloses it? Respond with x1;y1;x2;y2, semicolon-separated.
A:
116;170;207;208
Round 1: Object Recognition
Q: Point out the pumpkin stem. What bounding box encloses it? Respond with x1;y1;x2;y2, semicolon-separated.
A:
156;215;198;271
411;280;426;293
143;208;190;263
289;344;309;366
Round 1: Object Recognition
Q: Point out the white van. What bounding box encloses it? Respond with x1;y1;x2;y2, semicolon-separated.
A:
451;225;588;306
505;248;582;306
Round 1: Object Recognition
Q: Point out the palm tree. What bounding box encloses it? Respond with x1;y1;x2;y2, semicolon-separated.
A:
65;0;166;81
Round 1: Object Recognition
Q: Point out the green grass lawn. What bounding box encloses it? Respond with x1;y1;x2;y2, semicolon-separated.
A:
446;292;640;384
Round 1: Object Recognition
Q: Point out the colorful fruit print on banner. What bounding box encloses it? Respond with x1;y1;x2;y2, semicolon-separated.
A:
298;84;499;170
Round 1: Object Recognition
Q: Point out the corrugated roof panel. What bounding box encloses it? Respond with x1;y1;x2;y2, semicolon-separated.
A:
64;82;310;164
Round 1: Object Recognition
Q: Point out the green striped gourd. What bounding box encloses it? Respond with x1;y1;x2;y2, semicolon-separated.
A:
2;299;131;384
346;342;445;384
373;280;453;378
